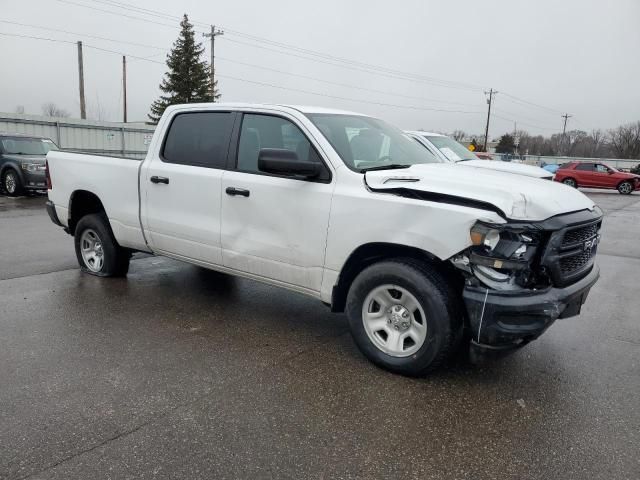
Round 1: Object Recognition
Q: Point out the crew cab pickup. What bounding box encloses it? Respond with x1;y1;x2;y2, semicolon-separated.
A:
46;104;602;376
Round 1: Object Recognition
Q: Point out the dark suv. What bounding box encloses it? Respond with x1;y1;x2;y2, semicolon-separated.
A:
0;133;59;196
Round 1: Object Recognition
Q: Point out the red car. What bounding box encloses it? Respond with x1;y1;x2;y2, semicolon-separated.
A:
554;161;640;195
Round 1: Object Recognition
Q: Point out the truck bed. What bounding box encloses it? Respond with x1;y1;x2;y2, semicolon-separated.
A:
46;151;148;251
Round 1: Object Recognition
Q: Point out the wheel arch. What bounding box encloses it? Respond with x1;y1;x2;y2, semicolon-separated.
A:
1;163;26;186
68;190;107;235
617;178;634;189
330;242;463;313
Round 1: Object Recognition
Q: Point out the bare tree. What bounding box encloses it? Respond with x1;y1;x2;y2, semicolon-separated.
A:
609;122;640;159
450;130;466;141
41;103;70;118
15;105;25;114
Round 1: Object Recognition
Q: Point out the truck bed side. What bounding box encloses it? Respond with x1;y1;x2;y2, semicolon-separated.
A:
46;151;148;251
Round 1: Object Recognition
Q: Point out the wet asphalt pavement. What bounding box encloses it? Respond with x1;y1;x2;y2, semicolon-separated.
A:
0;192;638;480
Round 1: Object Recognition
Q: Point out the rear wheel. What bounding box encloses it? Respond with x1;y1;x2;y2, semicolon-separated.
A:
618;181;633;195
345;259;462;376
2;169;24;196
562;178;577;188
74;213;130;277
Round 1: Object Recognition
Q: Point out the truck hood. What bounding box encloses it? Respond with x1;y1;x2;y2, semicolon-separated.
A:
2;154;46;163
460;159;553;179
364;163;596;221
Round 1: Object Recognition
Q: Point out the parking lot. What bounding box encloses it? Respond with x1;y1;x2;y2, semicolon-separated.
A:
1;191;638;480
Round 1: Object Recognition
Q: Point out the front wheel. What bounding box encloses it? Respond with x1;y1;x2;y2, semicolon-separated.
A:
562;178;577;188
618;181;633;195
2;169;24;196
345;259;462;376
74;213;130;277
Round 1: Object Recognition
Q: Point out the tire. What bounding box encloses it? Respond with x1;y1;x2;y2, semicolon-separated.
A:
562;178;577;188
74;213;130;277
2;169;24;197
617;181;633;195
345;259;463;376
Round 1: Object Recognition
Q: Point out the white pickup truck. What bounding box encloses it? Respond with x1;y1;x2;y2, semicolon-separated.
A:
46;103;602;376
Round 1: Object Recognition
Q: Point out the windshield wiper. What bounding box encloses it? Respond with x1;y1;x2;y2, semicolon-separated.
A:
360;164;411;173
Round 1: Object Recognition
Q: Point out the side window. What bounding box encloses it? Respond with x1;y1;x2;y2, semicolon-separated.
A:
575;163;594;171
236;114;326;178
595;164;609;173
162;112;233;168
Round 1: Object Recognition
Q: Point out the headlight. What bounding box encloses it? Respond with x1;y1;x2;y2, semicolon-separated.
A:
470;223;501;251
470;222;539;260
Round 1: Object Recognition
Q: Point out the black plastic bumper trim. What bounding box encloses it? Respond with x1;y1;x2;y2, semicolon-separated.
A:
463;264;599;348
45;200;66;230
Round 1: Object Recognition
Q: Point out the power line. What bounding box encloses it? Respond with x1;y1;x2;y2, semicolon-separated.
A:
54;0;181;30
55;0;486;93
55;0;573;115
492;113;558;132
3;19;486;110
216;56;483;109
500;92;565;115
0;31;76;45
214;74;484;114
0;20;166;50
220;36;482;92
3;15;487;108
0;32;483;115
88;0;487;92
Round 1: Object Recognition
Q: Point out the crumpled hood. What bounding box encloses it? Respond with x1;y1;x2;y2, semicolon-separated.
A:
459;159;552;179
365;163;596;221
2;154;46;163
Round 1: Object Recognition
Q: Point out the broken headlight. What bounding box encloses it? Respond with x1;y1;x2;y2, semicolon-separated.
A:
459;222;547;290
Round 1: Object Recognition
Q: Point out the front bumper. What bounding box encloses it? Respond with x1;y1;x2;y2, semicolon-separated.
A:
463;264;599;360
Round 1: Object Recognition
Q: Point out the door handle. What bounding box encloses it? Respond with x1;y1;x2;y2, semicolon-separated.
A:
225;187;250;197
150;176;169;184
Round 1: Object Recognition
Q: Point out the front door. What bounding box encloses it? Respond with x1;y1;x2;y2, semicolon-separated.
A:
220;113;334;292
142;110;235;265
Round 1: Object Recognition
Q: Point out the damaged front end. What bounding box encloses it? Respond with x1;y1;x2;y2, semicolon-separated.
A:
450;209;603;362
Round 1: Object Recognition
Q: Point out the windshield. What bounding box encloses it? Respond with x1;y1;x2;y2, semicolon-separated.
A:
306;114;438;171
1;137;59;155
424;135;477;162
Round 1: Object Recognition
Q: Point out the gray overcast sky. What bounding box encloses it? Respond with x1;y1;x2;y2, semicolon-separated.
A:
1;0;639;138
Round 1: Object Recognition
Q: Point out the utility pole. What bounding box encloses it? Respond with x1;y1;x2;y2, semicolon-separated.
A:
77;41;86;119
483;88;497;151
122;56;127;123
561;113;572;155
203;25;224;102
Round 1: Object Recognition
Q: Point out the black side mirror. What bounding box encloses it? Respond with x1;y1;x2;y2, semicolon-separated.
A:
258;148;321;178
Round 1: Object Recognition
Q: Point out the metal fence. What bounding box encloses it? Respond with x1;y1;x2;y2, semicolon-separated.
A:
0;113;156;159
491;153;639;171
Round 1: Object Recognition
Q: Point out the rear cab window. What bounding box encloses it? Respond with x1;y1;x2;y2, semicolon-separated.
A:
162;112;234;169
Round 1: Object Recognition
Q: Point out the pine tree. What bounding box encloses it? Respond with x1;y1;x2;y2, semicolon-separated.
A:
495;134;516;154
148;14;218;123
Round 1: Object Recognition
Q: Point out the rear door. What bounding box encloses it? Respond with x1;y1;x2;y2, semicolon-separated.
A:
141;110;235;265
220;112;334;293
573;162;595;186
